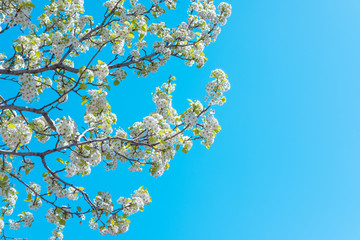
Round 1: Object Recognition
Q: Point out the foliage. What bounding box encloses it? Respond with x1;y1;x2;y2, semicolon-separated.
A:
0;0;231;239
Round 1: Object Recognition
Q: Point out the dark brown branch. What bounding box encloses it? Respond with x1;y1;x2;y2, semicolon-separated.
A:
0;105;57;131
0;63;78;75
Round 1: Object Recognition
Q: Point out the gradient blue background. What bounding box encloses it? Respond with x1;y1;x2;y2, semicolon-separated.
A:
2;0;360;239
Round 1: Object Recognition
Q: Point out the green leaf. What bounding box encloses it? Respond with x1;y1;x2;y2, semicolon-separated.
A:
78;187;85;191
128;32;135;39
56;158;64;164
81;99;88;105
88;75;94;83
77;206;81;212
114;80;120;86
79;66;86;73
149;136;155;144
139;33;145;41
79;83;87;90
193;128;201;135
15;46;22;52
59;219;66;226
182;148;188;154
7;124;16;129
42;172;48;177
176;145;180;151
106;85;111;91
214;125;222;134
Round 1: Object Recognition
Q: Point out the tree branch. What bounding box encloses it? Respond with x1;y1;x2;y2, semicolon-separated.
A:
0;104;57;131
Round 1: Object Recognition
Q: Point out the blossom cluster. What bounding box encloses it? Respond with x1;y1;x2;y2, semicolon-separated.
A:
25;183;42;210
84;89;117;134
94;62;110;86
18;74;52;103
94;192;114;215
43;174;79;200
18;212;34;227
0;171;17;215
200;114;221;148
46;207;71;238
117;186;151;216
56;116;78;144
111;68;127;85
0;0;34;31
87;187;150;236
205;69;230;106
3;211;34;233
32;116;51;143
41;0;86;61
9;219;20;230
152;78;178;124
0;114;32;148
66;149;102;177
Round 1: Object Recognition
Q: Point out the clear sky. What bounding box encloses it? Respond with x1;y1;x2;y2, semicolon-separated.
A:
2;0;360;239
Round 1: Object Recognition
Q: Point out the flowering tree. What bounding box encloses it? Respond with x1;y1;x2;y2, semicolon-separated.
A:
0;0;231;239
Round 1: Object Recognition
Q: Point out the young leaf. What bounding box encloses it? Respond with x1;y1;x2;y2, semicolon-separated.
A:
56;158;64;164
79;83;87;90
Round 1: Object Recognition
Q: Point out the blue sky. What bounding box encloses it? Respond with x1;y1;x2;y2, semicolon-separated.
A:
2;0;360;239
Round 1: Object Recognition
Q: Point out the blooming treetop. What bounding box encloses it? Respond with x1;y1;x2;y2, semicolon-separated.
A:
0;0;231;239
